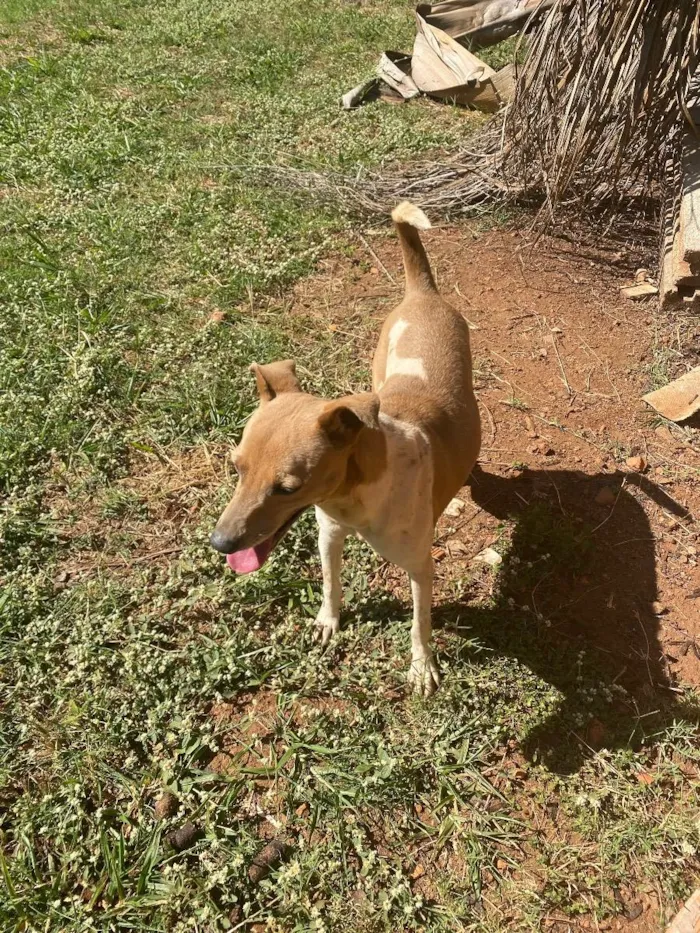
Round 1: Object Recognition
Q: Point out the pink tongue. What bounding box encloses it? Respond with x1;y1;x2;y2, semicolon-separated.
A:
226;538;275;574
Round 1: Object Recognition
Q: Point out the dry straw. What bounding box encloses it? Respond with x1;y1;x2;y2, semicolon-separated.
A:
503;0;700;219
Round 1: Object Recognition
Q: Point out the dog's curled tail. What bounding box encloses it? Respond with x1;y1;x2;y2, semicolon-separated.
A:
391;201;436;295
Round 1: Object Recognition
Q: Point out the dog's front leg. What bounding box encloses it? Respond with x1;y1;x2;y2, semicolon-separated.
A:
407;556;440;696
313;507;348;646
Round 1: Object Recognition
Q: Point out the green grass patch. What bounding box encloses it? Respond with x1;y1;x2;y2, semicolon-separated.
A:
0;0;58;24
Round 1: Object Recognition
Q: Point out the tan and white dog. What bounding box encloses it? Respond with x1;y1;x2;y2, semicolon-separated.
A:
210;202;481;695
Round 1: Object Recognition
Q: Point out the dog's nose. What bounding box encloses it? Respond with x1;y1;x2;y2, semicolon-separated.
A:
210;529;236;553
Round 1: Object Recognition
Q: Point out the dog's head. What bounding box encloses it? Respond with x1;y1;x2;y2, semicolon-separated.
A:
210;360;379;573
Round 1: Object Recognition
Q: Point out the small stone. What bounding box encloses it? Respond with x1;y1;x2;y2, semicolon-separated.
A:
154;791;179;821
54;570;69;584
654;425;675;446
444;497;466;518
594;486;616;506
625;903;643;921
651;601;667;615
496;858;508;871
208;310;226;324
634;268;650;283
625;455;647;472
248;838;289;884
166;822;202;852
475;547;502;568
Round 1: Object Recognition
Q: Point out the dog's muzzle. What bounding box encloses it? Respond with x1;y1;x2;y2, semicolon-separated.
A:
210;529;239;553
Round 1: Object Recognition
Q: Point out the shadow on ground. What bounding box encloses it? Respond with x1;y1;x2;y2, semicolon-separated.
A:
427;465;700;774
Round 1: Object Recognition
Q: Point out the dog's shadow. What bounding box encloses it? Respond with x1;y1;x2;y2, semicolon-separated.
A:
420;465;696;773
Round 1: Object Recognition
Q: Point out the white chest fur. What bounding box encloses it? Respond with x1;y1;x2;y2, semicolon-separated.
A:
318;414;433;571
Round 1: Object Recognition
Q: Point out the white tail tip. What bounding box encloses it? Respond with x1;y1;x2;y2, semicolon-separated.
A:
391;201;431;230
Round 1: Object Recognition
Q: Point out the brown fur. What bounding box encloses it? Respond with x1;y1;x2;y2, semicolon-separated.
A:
211;364;382;552
373;221;481;519
211;205;480;562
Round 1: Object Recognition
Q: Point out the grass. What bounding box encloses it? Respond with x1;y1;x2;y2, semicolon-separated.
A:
0;0;58;24
1;1;699;931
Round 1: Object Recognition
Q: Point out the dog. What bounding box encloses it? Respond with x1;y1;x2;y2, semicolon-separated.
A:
210;202;481;695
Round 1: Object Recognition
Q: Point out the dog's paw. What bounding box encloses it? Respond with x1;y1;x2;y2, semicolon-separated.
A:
313;612;339;647
408;655;441;697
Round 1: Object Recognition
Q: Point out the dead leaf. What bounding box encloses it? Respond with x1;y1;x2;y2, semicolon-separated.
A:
665;889;700;933
376;50;419;100
636;770;655;785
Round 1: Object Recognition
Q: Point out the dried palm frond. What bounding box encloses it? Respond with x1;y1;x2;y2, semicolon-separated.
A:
503;0;700;217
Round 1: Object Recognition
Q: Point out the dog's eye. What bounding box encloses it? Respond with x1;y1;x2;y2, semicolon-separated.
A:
272;483;297;496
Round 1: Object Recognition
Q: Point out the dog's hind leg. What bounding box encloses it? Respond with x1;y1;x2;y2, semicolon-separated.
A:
406;554;440;696
313;507;348;646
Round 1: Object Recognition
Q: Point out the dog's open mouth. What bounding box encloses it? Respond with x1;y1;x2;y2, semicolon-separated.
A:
225;509;305;574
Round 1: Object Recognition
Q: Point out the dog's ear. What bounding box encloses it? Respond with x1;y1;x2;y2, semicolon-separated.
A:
249;360;301;402
318;393;380;448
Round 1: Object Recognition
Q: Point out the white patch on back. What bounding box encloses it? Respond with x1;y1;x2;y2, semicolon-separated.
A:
385;319;427;383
